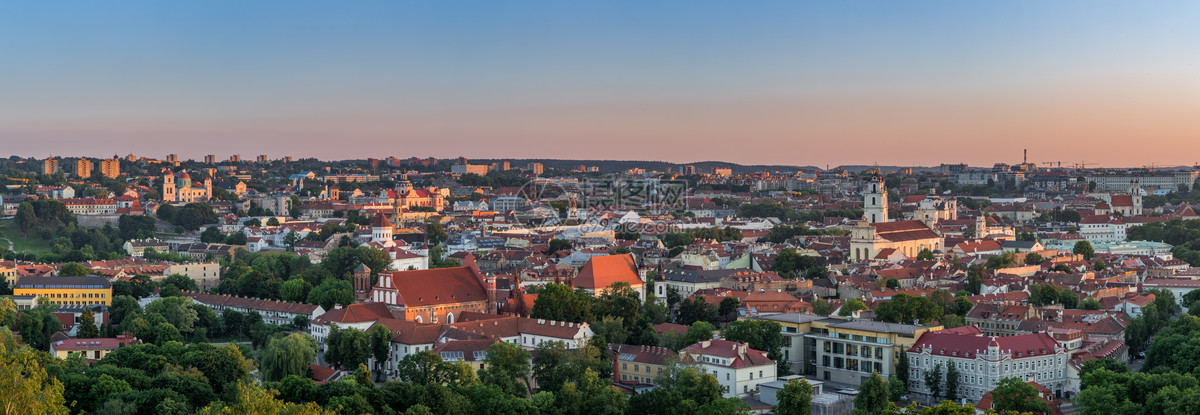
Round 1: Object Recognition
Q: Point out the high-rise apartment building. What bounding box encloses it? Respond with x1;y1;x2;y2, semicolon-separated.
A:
76;158;93;178
43;158;59;175
100;157;121;178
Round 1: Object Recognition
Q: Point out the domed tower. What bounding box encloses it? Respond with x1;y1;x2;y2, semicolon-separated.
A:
397;172;413;194
863;174;888;223
370;213;393;243
177;170;192;188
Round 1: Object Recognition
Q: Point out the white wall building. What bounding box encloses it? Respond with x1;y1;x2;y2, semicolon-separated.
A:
907;331;1070;402
681;339;777;398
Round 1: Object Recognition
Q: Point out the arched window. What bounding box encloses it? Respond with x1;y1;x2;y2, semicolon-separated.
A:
414;316;423;323
871;197;876;206
446;312;455;324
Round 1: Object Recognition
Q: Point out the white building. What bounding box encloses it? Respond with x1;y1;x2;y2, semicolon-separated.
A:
680;339;777;398
906;331;1070;402
1078;215;1127;243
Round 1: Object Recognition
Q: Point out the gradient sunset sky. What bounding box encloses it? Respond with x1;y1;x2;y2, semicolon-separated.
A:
2;1;1199;167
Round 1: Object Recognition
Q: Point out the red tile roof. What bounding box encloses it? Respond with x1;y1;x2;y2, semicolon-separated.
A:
680;339;774;369
573;254;642;291
380;266;488;307
312;303;394;325
870;220;941;242
909;331;1061;359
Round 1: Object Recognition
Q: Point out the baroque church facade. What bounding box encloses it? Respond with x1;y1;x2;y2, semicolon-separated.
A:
849;176;945;261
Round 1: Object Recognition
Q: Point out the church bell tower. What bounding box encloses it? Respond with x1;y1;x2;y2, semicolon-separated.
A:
864;175;888;223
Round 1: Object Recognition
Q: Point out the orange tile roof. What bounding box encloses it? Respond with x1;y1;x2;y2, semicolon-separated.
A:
573;254;642;291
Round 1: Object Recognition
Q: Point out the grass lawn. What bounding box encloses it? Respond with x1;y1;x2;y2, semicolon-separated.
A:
0;220;53;253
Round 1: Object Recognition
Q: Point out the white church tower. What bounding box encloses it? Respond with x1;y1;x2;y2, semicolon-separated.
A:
864;175;888;223
1130;180;1144;216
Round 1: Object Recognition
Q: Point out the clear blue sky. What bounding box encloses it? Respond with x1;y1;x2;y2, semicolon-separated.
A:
2;1;1199;166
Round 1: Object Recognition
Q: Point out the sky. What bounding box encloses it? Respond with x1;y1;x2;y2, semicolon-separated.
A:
2;1;1199;167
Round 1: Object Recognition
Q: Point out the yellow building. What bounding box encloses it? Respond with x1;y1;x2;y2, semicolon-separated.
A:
612;343;675;385
14;275;113;306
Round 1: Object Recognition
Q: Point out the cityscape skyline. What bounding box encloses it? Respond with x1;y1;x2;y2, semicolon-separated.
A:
4;1;1200;166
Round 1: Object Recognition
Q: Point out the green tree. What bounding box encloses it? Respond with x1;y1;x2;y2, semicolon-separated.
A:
547;239;572;254
838;299;869;317
989;377;1050;414
853;372;890;415
0;328;69;415
944;363;960;402
426;221;447;246
59;262;92;277
370;324;392;382
718;296;741;322
924;363;943;402
916;249;935;261
283;231;300;250
77;307;100;338
966;265;986;295
531;283;592;323
1024;252;1044;265
480;342;531;397
874;294;942;325
200;226;224;243
266;217;280;227
627;364;734;414
357;246;392;277
260;333;317;382
145;297;199;335
775;378;814;415
532;341;610;393
157;203;177;221
279;278;311;303
325;324;371;370
812;297;834;316
896;354;910;385
677;296;717;326
16;305;60;350
222;309;244;338
15;201;36;236
888;375;906;402
1074;240;1095;260
723;319;789;375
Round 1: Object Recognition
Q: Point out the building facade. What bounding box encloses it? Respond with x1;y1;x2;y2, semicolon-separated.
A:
805;319;940;385
907;331;1071;401
14;275;113;306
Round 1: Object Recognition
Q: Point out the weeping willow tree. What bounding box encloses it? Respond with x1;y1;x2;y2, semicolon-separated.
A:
259;333;317;382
